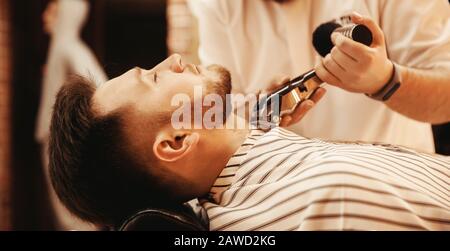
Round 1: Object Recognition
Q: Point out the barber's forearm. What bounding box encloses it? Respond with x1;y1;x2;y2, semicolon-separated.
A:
385;66;450;125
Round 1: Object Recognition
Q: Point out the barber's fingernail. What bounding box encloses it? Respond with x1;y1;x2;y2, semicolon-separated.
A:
305;101;314;108
332;33;344;45
331;32;339;43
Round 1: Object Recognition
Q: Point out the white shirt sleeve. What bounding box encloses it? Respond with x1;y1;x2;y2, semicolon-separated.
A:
380;0;450;69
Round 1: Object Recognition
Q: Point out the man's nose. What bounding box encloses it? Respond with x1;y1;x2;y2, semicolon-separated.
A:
168;54;184;73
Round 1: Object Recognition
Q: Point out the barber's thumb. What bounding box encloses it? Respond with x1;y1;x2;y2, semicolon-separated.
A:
331;32;344;46
280;116;292;127
350;11;384;46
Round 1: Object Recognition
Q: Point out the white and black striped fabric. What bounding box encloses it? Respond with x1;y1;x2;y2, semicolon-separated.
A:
201;128;450;231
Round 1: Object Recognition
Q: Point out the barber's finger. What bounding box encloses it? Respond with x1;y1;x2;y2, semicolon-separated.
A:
351;12;385;47
266;76;291;93
279;115;292;127
309;87;327;104
315;60;342;86
331;33;370;63
323;54;345;81
271;75;291;86
280;100;314;127
330;46;359;71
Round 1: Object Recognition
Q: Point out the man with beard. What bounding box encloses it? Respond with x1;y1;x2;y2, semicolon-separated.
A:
48;54;449;230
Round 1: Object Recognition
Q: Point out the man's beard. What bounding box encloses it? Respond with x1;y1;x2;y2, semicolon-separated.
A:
205;64;233;123
206;64;232;98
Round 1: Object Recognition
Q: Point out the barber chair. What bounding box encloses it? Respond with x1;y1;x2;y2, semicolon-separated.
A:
118;201;209;231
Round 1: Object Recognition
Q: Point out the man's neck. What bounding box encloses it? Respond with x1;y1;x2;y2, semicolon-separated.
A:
210;113;251;174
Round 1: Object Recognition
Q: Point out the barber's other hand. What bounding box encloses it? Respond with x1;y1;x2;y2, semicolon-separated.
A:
264;76;326;127
315;12;394;95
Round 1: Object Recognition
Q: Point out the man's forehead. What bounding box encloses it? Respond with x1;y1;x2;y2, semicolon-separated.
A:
93;72;140;115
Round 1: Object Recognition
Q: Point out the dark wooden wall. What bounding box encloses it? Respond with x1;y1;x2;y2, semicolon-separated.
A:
10;0;54;230
102;0;168;77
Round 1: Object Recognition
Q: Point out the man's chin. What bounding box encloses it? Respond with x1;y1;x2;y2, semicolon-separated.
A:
206;64;232;95
204;64;233;123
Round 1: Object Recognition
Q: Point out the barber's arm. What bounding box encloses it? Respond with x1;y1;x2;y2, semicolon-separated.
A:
315;12;450;124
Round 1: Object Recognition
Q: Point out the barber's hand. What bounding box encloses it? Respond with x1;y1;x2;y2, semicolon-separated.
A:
315;12;394;95
264;76;326;127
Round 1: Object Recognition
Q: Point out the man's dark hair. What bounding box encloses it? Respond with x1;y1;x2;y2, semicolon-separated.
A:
49;76;175;227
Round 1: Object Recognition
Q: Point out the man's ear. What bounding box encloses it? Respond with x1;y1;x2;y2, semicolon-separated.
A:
153;131;200;163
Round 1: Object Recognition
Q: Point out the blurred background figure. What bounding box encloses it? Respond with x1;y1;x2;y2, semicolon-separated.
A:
36;0;107;230
1;0;168;230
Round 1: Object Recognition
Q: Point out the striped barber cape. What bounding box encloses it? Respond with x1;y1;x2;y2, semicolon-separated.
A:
200;128;450;231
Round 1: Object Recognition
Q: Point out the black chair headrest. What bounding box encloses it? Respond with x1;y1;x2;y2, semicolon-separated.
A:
118;202;209;231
